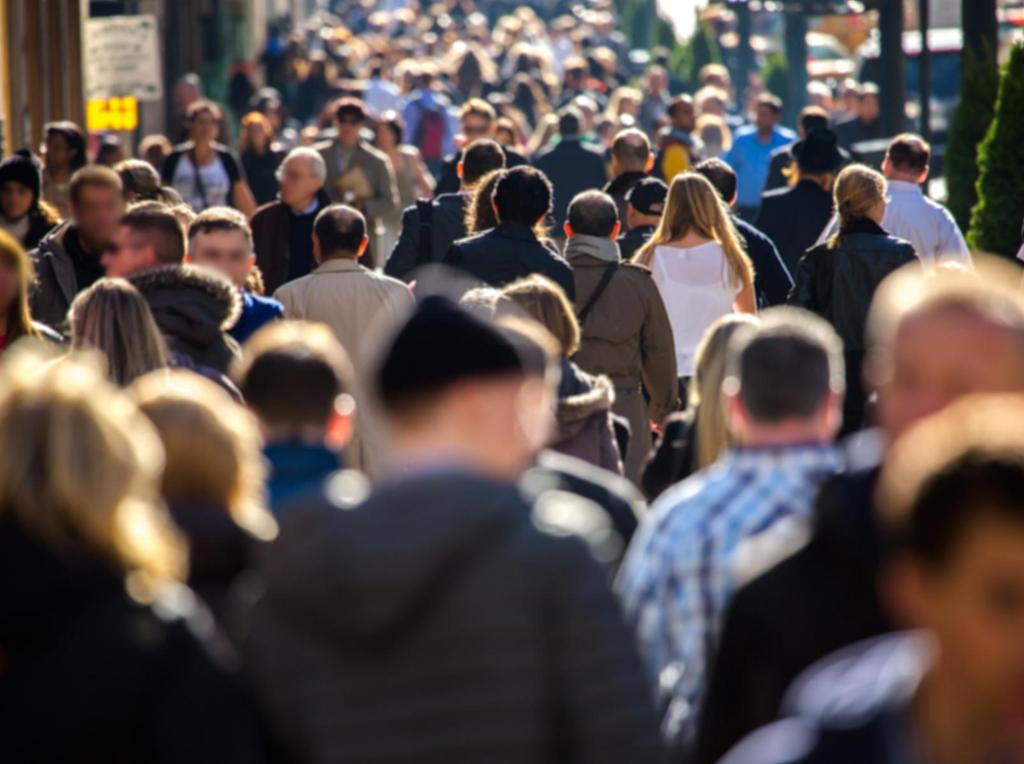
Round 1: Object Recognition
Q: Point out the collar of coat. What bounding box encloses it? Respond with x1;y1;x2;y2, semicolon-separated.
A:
313;257;365;274
564;233;620;264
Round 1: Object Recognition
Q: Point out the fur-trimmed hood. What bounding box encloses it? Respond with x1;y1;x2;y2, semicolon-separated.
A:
129;265;243;374
556;359;615;429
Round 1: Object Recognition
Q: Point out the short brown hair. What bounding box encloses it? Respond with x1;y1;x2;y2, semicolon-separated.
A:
498;274;580;358
886;133;931;174
611;128;651;170
121;204;186;265
459;98;496;123
185;99;223;123
334;97;368;123
69;165;122;206
188;206;253;250
756;93;783;114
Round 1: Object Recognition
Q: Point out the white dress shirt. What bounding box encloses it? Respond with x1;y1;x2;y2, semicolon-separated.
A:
816;179;971;266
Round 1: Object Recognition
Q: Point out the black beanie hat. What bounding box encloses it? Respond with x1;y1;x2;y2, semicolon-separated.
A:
377;295;542;411
0;150;43;205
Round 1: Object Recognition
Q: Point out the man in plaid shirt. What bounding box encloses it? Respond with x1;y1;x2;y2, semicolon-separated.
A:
617;308;845;752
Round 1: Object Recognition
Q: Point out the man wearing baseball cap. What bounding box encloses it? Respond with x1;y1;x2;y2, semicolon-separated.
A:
618;177;668;262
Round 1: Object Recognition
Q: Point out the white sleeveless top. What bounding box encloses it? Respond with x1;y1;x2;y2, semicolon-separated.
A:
650;241;738;376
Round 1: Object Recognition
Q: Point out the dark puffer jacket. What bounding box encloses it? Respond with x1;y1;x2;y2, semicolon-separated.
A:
129;265;242;375
385;192;471;281
551;359;623;475
231;470;663;764
0;519;266;763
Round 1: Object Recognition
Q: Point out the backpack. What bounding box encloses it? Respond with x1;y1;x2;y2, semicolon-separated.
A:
415;104;447;162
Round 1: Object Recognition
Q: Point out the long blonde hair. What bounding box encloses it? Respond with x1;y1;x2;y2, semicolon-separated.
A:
0;350;186;595
132;370;277;543
70;278;169;386
690;314;759;469
633;172;754;293
829;163;887;248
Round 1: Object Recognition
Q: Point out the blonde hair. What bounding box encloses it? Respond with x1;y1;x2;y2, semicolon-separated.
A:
132;371;277;543
499;274;580;358
696;113;732;156
690;314;759;469
633;172;754;293
829;164;886;247
0;229;40;342
70;278;168;386
0;350;185;595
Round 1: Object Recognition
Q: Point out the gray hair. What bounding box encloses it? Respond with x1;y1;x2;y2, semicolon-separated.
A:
277;147;327;184
725;307;845;423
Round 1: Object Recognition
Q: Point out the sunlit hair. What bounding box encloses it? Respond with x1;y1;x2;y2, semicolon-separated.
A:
498;274;580;358
633;172;754;293
829;163;886;248
114;158;182;206
239;111;274;153
0;229;40;342
465;168;506;234
132;370;277;543
689;314;759;470
70;278;168;386
0;349;186;596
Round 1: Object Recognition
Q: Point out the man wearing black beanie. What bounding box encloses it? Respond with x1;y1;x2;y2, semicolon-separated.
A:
233;296;664;763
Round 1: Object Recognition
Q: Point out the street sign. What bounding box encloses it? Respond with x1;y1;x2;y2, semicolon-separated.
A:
84;14;163;102
86;97;139;132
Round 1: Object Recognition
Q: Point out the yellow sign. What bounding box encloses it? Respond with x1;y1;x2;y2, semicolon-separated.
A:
87;97;139;132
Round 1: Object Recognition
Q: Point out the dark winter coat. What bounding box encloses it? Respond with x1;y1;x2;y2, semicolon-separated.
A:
0;519;267;763
29;222;84;331
241;149;285;206
756;180;836;275
789;219;917;432
444;221;576;299
433;146;528;196
384;191;471;281
551;359;622;475
695;468;889;764
733;216;794;308
129;264;243;375
640;409;698;501
604;170;649;227
251;189;332;294
719;634;932;764
533;138;609;227
618;224;657;262
230;290;283;344
231;470;664;764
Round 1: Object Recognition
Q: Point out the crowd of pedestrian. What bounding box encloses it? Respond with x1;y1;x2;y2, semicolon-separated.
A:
2;1;1024;762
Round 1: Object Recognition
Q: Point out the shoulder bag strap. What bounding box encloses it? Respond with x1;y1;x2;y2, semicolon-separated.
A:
576;263;618;325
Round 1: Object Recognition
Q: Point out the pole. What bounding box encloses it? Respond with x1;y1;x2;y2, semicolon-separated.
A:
878;0;905;137
735;2;753;111
783;10;808;129
918;0;930;143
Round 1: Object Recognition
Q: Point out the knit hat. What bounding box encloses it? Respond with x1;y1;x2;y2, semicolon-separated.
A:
0;150;42;204
376;295;546;411
792;128;845;174
626;177;668;216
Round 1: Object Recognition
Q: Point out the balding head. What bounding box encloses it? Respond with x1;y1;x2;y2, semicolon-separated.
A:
883;133;931;183
278;147;326;210
312;204;368;262
611;128;652;174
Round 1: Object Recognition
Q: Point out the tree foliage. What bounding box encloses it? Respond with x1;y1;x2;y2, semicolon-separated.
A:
967;43;1024;257
761;51;789;107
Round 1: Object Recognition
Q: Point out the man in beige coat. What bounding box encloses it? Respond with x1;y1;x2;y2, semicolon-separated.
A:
317;97;400;269
274;204;413;477
563;190;679;484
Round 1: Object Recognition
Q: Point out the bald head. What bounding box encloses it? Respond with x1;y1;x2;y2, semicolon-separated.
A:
611;128;652;173
313;204;368;262
883;133;931;182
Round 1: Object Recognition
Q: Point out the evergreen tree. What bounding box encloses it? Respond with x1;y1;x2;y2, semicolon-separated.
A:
945;46;999;231
761;52;789;108
968;43;1024;257
666;17;722;90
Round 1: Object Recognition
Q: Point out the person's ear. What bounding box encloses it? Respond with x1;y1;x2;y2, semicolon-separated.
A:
563;221;573;239
881;557;930;630
325;394;356;451
457;162;464;180
644;153;655;173
917;167;929;185
312;234;323;264
183;252;193;264
610;221;621;240
356;235;369;259
721;377;745;436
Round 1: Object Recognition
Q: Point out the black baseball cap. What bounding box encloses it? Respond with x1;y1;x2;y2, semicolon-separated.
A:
626;178;668;216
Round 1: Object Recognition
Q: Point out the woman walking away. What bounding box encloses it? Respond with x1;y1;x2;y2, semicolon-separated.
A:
500;274;623;475
133;371;276;623
0;151;60;250
642;314;758;500
374;111;435;259
114;159;183;206
790;163;917;434
40;121;87;220
0;352;267;762
633;172;756;394
69;278;169;386
163;100;257;217
0;230;61;351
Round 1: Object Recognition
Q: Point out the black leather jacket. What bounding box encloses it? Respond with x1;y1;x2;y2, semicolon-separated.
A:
789;219;917;352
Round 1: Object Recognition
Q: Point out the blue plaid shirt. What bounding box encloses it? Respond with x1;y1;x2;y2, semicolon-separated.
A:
616;443;841;744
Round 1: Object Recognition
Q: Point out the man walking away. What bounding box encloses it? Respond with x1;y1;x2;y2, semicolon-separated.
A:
533;109;608;229
385;139;505;281
233;296;664;763
618;308;844;754
563;190;678;484
605;129;653;226
617;178;668;262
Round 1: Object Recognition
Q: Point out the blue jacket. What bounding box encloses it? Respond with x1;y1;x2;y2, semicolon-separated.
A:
264;441;342;513
230;290;283;344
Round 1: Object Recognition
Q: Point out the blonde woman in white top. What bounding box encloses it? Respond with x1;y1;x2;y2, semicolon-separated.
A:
633;173;756;379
